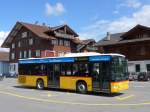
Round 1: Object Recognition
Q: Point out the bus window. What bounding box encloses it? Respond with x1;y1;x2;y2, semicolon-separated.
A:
61;63;72;76
91;63;99;79
73;64;78;76
66;63;72;75
61;64;66;76
74;63;89;76
111;57;128;81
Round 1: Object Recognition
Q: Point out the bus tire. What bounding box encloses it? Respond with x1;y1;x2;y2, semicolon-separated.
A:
36;79;44;90
76;81;87;94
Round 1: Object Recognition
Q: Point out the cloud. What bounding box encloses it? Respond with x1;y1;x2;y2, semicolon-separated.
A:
79;5;150;41
45;2;65;16
113;10;119;14
0;31;9;52
120;0;141;8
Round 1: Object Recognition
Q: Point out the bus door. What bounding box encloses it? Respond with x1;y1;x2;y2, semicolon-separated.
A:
100;62;110;92
92;63;101;91
47;64;60;87
92;62;110;92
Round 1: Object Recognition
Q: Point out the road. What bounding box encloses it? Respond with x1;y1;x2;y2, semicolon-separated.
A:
0;78;150;112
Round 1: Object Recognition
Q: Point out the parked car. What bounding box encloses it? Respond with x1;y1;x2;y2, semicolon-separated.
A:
138;72;150;81
0;73;4;81
129;72;138;81
4;73;18;78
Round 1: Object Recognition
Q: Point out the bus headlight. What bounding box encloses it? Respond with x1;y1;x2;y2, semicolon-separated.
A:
113;85;118;89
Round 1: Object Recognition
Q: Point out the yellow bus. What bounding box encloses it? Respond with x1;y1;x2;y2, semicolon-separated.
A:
18;52;129;93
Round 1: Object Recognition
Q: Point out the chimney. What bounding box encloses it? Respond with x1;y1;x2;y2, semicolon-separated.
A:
42;22;46;26
34;21;38;25
106;32;110;40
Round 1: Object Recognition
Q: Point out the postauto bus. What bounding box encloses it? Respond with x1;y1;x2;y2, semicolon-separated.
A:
18;52;129;93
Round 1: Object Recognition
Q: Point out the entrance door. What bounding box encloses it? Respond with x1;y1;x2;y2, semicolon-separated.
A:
100;62;110;92
47;64;60;87
92;62;110;92
92;63;101;91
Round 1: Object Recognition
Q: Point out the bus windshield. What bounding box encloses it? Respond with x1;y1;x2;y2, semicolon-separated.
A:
111;56;128;81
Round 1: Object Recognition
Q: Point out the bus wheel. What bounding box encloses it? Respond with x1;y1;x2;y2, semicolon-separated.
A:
36;79;44;90
77;81;87;94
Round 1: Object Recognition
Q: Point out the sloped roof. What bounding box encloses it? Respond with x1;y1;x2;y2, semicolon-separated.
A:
121;24;150;38
50;24;79;37
2;21;80;48
20;22;55;40
96;24;150;46
96;33;124;46
77;39;96;51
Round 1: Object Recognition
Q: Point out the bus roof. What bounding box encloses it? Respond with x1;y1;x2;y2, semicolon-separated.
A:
19;52;125;64
19;52;125;61
64;52;125;57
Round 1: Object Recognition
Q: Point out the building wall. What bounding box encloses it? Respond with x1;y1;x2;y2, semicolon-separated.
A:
9;26;78;74
98;41;150;73
128;60;150;73
0;61;9;74
101;41;150;61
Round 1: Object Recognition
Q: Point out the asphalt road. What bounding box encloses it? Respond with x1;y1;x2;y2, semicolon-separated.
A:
0;78;150;112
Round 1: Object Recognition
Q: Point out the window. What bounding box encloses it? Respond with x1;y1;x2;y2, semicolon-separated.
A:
18;41;21;47
22;32;27;38
136;34;143;38
19;51;22;59
64;51;70;55
146;64;150;72
28;50;32;58
19;64;47;75
24;51;27;58
111;57;128;81
11;53;15;60
29;38;33;45
61;63;72;76
51;40;58;45
64;40;70;47
135;64;140;72
12;43;15;49
73;63;89;76
36;50;40;57
58;52;64;56
59;39;63;46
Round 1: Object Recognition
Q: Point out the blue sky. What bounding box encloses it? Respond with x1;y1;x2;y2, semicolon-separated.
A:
1;0;150;48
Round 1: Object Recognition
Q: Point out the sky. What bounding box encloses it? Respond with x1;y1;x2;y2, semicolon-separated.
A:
1;0;150;51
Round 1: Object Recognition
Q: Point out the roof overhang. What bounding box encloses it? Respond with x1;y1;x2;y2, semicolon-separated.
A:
1;22;22;48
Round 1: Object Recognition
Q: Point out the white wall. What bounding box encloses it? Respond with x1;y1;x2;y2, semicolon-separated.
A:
9;63;18;74
128;60;150;73
0;61;9;74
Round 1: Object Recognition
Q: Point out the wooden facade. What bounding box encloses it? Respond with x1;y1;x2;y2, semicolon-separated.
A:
1;22;81;74
97;25;150;72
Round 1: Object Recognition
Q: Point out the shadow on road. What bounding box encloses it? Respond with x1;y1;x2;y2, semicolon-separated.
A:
13;85;123;97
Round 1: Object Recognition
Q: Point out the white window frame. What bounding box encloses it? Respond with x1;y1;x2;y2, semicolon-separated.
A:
11;52;15;60
12;43;15;49
51;40;58;45
22;32;27;38
58;51;64;56
64;40;70;47
29;38;33;45
24;51;27;58
36;50;40;57
59;39;63;46
19;51;22;59
28;50;32;58
18;41;21;47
